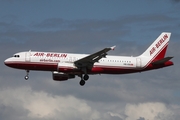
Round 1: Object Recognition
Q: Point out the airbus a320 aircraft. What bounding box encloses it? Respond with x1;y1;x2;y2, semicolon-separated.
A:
4;32;173;86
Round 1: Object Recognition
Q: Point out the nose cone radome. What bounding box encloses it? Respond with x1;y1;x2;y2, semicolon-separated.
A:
4;58;13;67
4;58;10;66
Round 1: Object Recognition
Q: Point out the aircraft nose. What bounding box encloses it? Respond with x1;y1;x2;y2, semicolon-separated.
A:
4;58;11;66
4;59;8;65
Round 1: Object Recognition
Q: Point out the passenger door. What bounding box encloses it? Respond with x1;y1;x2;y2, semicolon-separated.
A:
25;50;31;62
136;58;141;68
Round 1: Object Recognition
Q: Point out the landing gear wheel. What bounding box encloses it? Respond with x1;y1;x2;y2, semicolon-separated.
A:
79;80;85;86
83;74;89;81
24;75;29;80
25;70;29;80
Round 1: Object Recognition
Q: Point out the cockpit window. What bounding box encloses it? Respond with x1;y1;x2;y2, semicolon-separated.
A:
13;55;20;57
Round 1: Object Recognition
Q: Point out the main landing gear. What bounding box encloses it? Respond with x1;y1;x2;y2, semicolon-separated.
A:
79;74;89;86
24;70;29;80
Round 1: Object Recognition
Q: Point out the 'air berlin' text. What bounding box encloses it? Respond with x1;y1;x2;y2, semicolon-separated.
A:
150;34;168;56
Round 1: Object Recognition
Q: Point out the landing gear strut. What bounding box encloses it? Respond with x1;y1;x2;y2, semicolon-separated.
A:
79;74;89;86
24;70;29;80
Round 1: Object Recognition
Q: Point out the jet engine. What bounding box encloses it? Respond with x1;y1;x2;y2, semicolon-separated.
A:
52;72;75;81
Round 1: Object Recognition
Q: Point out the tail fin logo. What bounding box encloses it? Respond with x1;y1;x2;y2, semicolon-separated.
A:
150;34;168;56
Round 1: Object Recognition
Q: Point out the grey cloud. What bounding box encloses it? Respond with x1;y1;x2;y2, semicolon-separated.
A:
137;117;145;120
124;102;175;120
32;14;176;37
0;105;29;120
33;18;65;28
1;13;177;54
0;86;179;120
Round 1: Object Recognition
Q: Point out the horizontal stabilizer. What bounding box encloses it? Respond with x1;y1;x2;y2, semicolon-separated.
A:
152;57;173;65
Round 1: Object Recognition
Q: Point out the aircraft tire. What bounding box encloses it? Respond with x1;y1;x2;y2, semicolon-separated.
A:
83;74;89;81
79;80;85;86
24;76;29;80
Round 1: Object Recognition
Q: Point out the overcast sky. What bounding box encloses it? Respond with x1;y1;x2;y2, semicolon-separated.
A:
0;0;180;120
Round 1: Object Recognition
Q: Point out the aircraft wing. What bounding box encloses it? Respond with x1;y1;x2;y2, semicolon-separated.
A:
74;46;116;69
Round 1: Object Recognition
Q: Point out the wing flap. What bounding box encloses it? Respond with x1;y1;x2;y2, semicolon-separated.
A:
74;46;116;69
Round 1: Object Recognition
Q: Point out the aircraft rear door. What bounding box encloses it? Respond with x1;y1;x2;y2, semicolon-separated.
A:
25;50;31;62
136;58;141;68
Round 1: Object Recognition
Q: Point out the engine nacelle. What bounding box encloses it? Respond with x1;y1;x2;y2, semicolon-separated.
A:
52;72;75;81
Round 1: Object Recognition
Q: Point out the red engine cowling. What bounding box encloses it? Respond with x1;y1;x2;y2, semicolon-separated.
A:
52;72;75;81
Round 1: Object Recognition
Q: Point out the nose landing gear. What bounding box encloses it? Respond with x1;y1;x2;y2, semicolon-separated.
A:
24;70;29;80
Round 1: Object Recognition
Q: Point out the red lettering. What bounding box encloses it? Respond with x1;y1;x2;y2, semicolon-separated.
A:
163;34;168;40
40;53;44;56
159;39;164;44
156;42;160;48
155;34;168;49
46;53;51;57
47;53;55;57
35;53;67;58
34;52;44;56
64;54;67;57
34;52;39;56
53;54;58;57
150;47;156;55
61;54;67;58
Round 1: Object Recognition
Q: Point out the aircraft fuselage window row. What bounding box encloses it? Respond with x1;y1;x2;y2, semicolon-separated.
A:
72;58;132;63
107;60;131;63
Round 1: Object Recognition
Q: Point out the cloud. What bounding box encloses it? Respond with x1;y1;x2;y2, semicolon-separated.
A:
1;13;178;54
1;86;180;120
0;86;100;120
124;102;173;120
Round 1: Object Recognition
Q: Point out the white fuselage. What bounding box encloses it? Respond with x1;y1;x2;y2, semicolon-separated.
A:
4;32;174;86
4;51;154;74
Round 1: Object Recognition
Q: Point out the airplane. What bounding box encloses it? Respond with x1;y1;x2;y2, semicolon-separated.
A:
4;32;174;86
